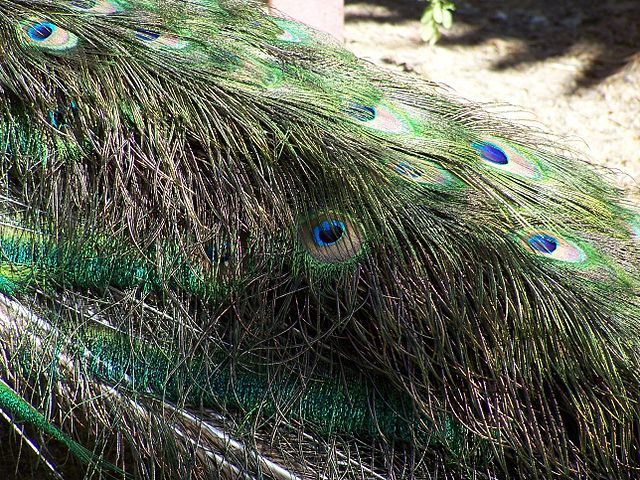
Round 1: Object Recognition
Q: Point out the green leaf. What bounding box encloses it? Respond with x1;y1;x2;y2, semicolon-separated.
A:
420;21;441;44
442;9;453;29
420;6;434;25
420;0;456;44
432;2;443;23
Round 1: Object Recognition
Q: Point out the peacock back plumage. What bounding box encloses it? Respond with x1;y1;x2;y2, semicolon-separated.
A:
0;0;639;478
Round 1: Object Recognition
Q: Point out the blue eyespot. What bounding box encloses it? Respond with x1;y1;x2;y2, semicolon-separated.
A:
527;233;558;254
300;213;365;264
133;28;188;49
22;20;79;51
28;22;55;42
344;101;410;134
472;141;509;165
348;104;376;122
522;231;586;263
312;220;345;247
472;137;541;179
394;162;423;179
135;28;161;42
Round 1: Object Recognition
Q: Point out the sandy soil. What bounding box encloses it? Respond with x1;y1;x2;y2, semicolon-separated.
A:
345;0;640;190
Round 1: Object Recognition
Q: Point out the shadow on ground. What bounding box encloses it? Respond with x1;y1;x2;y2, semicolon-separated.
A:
345;0;640;88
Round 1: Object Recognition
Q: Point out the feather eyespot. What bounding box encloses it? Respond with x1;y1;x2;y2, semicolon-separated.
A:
345;102;410;134
388;160;454;186
70;0;121;14
472;138;541;179
350;105;376;122
135;28;160;42
299;214;365;264
475;142;508;164
135;28;187;49
22;21;79;51
313;220;345;247
392;161;422;179
528;233;558;254
523;232;585;263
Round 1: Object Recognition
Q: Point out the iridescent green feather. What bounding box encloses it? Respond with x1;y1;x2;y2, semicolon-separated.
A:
0;0;639;478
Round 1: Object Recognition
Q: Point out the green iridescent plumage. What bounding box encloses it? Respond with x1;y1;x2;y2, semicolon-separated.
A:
0;0;639;478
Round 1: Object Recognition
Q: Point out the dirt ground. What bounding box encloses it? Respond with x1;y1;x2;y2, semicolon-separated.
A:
345;0;640;190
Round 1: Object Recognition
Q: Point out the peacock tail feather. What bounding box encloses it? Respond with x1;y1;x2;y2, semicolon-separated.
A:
0;0;639;478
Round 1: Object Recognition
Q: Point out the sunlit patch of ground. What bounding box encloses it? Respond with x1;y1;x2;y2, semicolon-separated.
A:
346;0;640;192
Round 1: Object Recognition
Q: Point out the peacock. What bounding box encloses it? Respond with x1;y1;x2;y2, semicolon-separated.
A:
0;0;639;478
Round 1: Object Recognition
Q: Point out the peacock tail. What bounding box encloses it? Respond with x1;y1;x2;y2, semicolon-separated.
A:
0;0;639;478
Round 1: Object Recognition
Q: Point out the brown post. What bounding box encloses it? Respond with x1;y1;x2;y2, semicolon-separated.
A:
268;0;344;42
